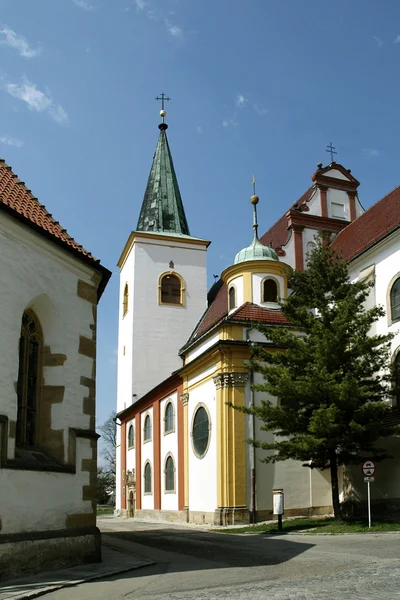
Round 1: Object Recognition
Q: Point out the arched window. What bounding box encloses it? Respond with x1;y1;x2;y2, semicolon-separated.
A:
128;424;134;448
164;402;174;434
228;286;236;311
395;353;400;408
16;310;43;448
262;279;278;303
144;462;152;494
160;273;182;305
143;414;152;441
390;278;400;323
192;405;211;459
123;283;129;316
165;455;175;492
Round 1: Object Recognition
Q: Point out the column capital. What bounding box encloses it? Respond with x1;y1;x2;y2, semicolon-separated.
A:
180;392;189;406
213;372;249;390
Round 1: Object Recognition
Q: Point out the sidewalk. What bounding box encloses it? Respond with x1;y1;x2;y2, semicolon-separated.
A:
0;545;155;600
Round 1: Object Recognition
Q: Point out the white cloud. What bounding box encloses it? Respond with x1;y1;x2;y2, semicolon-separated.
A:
135;0;147;9
197;125;203;134
0;134;24;148
222;118;237;128
395;34;400;44
236;93;248;108
72;0;95;10
0;26;41;58
373;35;383;47
6;79;68;125
363;147;380;157
252;103;268;116
165;21;182;37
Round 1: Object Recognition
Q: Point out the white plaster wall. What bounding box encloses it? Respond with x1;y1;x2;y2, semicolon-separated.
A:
141;406;154;509
115;427;122;510
188;378;217;512
306;188;321;217
327;188;350;221
228;275;243;312
0;212;101;534
302;228;320;266
160;392;179;510
116;249;134;414
129;235;207;401
355;195;364;218
0;434;93;533
323;169;351;181
280;232;295;270
252;273;284;306
186;333;219;364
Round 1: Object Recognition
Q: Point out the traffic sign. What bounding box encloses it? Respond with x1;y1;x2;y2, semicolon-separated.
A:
364;476;375;482
362;460;376;477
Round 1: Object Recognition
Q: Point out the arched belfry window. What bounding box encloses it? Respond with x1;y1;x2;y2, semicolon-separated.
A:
262;279;278;303
123;283;129;316
16;310;43;448
159;272;184;306
228;286;236;311
390;278;400;323
128;424;134;448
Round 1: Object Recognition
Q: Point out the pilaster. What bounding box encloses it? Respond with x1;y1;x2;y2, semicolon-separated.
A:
180;392;189;521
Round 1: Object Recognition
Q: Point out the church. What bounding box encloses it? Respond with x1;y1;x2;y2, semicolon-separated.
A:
0;159;111;578
115;108;400;525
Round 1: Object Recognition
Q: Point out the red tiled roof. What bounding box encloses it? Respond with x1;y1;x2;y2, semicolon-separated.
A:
0;159;100;264
229;302;291;325
260;186;314;249
331;184;400;262
192;283;228;340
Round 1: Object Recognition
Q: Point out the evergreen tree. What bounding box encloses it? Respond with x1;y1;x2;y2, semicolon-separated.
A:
235;237;398;519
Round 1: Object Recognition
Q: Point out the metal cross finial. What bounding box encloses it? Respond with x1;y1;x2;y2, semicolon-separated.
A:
326;142;337;163
252;173;256;195
155;92;171;111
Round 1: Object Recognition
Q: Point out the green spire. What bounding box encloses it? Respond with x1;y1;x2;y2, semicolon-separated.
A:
136;122;190;236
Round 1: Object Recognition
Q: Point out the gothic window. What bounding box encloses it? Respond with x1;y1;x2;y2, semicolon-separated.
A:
160;273;182;305
395;353;400;408
16;310;43;448
144;461;152;494
164;401;174;434
128;424;134;448
228;286;236;311
390;278;400;323
123;283;129;316
165;455;175;492
192;405;210;459
143;414;152;442
262;279;278;303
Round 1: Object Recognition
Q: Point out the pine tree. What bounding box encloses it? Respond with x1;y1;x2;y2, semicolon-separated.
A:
236;237;398;520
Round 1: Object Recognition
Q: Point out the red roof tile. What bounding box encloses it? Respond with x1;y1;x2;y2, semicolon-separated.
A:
331;184;400;262
229;302;291;325
0;159;100;265
191;283;228;340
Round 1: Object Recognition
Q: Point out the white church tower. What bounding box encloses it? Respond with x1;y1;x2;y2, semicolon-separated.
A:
115;101;209;510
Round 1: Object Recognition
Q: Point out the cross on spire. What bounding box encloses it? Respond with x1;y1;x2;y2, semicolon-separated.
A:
155;92;171;111
326;142;337;163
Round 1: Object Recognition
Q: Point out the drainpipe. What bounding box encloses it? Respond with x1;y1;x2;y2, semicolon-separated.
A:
246;327;256;524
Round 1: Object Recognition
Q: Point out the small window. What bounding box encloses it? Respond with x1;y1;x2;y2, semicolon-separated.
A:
143;415;152;441
331;202;345;219
164;402;174;434
165;455;175;492
262;279;278;303
192;405;210;459
128;425;134;448
161;273;182;305
390;278;400;323
144;462;152;494
16;310;43;448
123;283;129;316
228;286;236;311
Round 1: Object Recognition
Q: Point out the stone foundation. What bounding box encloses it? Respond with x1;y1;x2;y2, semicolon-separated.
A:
213;507;250;526
0;527;101;581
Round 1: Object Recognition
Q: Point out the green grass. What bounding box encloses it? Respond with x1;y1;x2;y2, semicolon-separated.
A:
96;507;114;515
214;517;400;535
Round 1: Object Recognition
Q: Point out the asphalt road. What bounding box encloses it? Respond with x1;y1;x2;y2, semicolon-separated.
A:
42;517;400;599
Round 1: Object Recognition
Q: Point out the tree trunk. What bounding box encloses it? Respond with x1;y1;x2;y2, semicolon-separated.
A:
329;450;342;520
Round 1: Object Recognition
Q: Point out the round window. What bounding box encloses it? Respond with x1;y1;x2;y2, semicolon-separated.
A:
192;406;210;458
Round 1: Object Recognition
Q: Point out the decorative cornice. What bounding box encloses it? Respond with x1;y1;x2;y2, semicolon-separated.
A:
213;372;249;389
180;392;189;406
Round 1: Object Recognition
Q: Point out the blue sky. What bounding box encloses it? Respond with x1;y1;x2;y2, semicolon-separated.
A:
2;0;400;432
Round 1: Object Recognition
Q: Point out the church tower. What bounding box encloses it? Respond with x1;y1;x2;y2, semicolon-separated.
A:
116;102;210;413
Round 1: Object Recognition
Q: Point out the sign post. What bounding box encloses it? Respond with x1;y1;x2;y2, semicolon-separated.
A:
362;460;376;528
273;489;284;531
